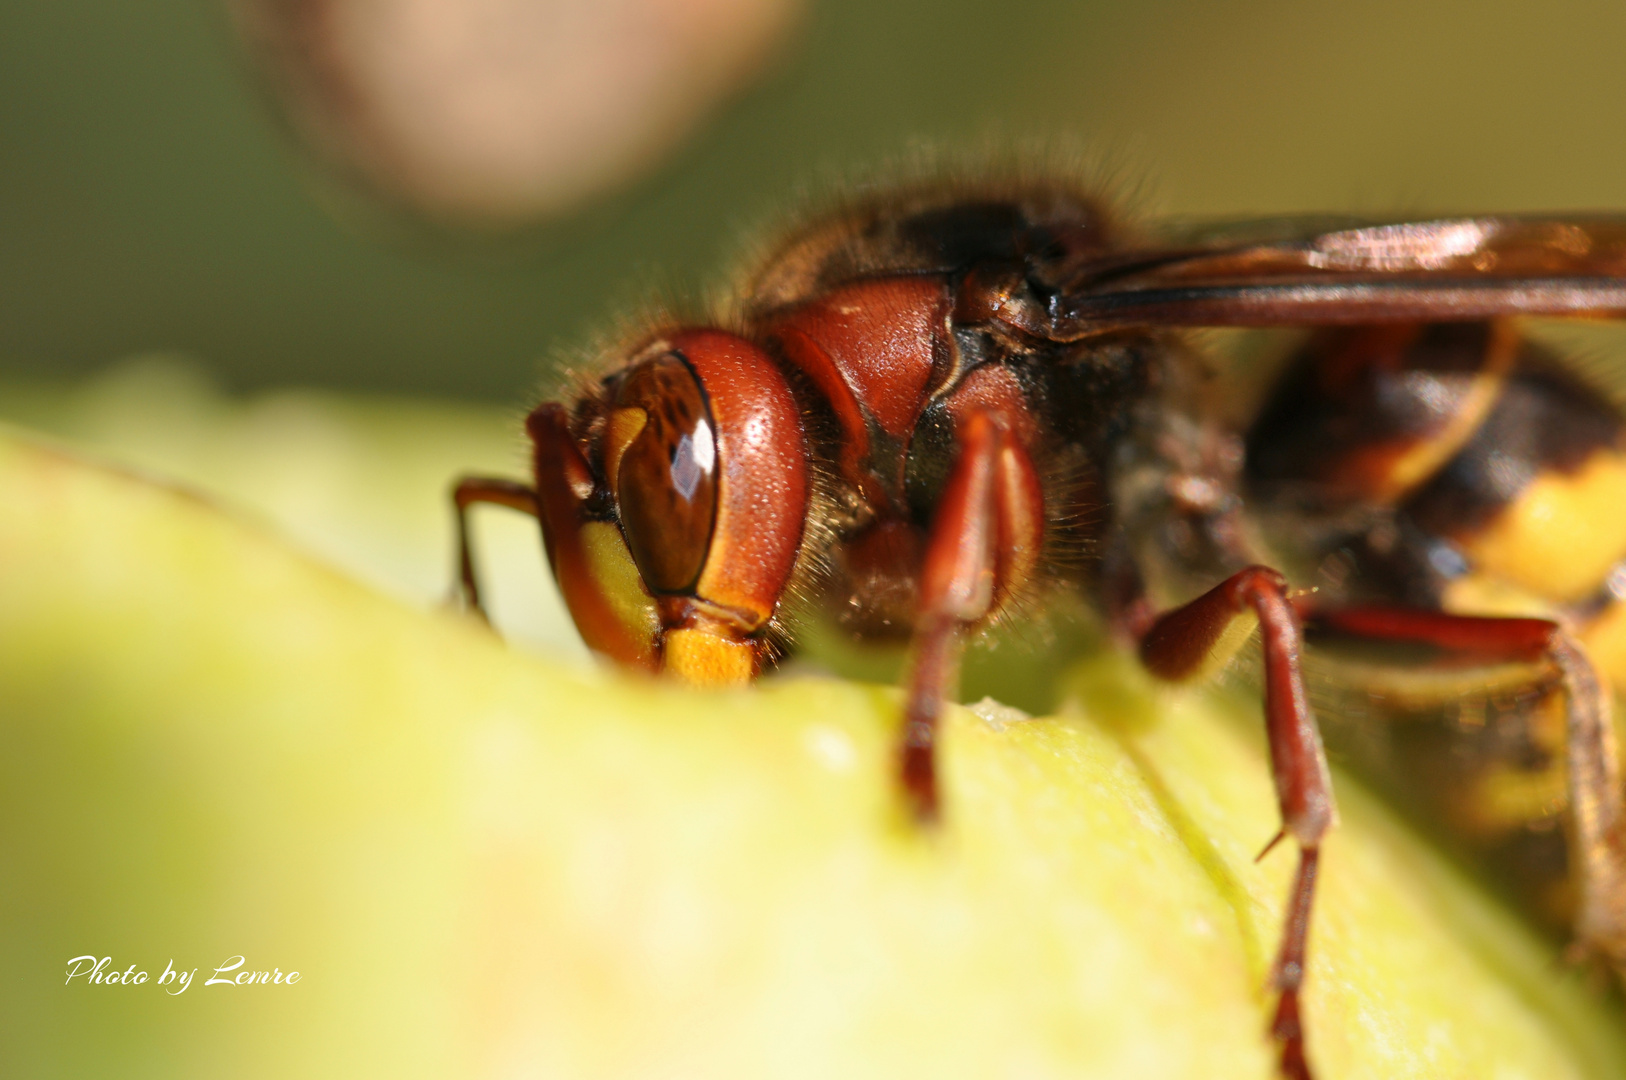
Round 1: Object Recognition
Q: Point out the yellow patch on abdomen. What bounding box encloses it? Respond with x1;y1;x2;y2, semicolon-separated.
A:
1458;447;1626;604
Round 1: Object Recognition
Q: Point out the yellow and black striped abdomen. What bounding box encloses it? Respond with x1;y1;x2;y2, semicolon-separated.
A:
1247;321;1626;647
1244;320;1626;932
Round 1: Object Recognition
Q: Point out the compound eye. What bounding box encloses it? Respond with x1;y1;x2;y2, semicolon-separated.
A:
612;353;718;594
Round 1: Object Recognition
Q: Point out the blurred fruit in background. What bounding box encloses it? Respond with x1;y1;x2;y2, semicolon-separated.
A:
228;0;804;225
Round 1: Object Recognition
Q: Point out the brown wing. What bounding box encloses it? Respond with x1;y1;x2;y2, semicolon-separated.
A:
1052;215;1626;331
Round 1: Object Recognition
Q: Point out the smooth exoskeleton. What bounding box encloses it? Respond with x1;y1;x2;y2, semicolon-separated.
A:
454;178;1626;1080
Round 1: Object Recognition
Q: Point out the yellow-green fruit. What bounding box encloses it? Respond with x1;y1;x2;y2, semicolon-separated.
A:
2;426;1624;1079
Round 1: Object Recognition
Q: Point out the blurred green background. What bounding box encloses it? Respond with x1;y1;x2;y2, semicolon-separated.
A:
6;0;1626;402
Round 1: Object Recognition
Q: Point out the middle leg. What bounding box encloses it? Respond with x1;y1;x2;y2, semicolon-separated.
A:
1138;566;1333;1080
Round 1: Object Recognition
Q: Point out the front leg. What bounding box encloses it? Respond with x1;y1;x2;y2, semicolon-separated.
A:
450;476;541;621
899;410;1044;822
1138;566;1334;1080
